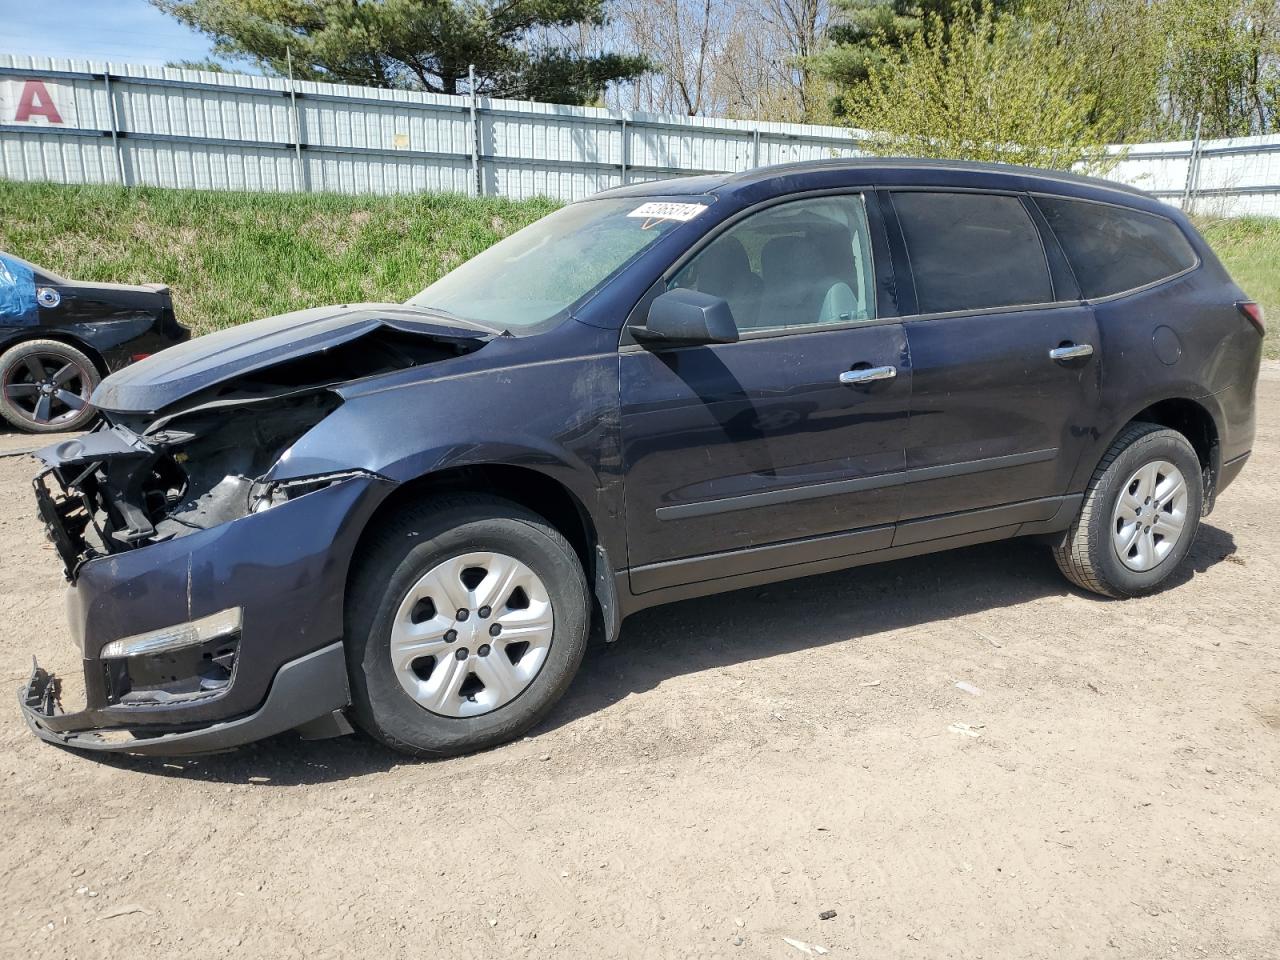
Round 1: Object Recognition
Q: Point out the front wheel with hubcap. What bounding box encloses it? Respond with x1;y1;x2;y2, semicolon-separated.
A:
345;495;589;757
1054;422;1204;598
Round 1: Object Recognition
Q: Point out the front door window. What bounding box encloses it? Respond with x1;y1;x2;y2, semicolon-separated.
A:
668;195;877;332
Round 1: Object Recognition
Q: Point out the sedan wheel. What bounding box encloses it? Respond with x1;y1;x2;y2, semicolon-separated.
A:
0;340;100;433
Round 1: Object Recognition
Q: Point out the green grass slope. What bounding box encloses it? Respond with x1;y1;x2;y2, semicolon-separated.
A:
0;181;1275;356
1198;218;1280;358
0;182;556;337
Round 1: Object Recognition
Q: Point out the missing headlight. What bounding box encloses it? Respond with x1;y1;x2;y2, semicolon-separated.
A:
34;393;344;576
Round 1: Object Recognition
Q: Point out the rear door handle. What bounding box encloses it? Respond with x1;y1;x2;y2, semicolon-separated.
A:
839;365;897;385
1049;343;1094;361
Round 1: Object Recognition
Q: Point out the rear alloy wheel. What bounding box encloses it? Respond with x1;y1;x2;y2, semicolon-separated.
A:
345;495;589;757
0;339;100;433
1054;422;1203;598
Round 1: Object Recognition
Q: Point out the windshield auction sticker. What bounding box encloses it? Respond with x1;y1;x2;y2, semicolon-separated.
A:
627;202;708;223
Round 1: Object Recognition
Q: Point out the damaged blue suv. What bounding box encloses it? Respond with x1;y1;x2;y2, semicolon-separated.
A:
21;159;1262;757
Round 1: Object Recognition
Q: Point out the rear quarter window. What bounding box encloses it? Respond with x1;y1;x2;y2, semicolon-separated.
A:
1034;196;1197;299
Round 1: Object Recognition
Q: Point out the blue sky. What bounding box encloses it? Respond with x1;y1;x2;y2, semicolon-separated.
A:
0;0;216;66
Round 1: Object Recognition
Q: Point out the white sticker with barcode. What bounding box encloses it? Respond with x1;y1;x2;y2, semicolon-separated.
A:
627;202;708;222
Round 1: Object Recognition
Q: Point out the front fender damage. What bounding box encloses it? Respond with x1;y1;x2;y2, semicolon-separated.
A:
32;320;485;581
33;391;352;581
19;316;492;754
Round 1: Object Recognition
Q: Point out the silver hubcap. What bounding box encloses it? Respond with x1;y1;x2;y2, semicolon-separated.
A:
1111;460;1189;572
390;551;554;718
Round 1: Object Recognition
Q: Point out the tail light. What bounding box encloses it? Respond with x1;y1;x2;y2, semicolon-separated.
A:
130;352;152;362
1237;300;1265;335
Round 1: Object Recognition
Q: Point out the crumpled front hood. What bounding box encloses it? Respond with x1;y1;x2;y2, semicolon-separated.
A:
92;302;491;415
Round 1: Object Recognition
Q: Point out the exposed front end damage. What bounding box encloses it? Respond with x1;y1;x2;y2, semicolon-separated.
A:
20;311;488;754
33;393;345;581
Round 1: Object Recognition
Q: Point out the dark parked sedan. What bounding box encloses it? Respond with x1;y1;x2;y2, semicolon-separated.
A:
20;159;1261;757
0;253;189;432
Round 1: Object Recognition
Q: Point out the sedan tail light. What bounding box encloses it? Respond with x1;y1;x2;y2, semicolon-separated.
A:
1237;300;1265;335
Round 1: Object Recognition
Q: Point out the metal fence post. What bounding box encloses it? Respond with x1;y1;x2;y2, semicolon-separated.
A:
752;89;762;169
1181;112;1203;213
103;65;127;186
286;48;306;192
620;116;628;185
468;64;482;196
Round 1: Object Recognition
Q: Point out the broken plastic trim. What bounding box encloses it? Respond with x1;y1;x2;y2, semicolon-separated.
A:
249;470;381;514
19;642;353;755
22;658;59;719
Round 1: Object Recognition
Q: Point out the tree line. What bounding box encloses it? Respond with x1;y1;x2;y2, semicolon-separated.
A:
157;0;1280;168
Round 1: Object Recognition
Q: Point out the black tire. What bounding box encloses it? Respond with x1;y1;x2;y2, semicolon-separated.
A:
1053;422;1204;598
344;494;589;757
0;339;100;433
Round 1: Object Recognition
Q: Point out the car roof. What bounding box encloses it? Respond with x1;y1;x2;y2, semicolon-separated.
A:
595;157;1152;206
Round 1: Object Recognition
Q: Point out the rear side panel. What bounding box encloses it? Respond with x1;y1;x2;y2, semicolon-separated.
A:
1039;202;1261;493
1093;266;1259;458
1176;239;1262;468
0;252;188;371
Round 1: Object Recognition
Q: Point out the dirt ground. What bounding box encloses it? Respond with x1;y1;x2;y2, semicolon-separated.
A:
1;373;1278;960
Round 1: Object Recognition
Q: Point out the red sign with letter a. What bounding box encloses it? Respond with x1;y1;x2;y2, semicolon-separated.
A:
14;80;63;124
2;78;74;125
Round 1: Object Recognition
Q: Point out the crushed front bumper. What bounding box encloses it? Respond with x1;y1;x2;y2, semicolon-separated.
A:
20;642;349;755
19;470;393;755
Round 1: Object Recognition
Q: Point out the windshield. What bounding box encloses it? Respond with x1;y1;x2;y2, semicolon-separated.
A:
408;197;706;329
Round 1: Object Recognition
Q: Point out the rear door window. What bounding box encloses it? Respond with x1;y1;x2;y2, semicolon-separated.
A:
891;191;1053;314
1034;196;1197;299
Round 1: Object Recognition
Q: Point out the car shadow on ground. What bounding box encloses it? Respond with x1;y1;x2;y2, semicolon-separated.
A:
84;523;1238;785
543;521;1238;732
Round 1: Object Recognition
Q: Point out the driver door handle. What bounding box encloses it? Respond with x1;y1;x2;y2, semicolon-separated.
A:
1049;343;1094;361
839;365;897;385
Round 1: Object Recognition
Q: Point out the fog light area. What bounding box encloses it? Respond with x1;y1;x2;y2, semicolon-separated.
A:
101;607;241;659
100;608;242;706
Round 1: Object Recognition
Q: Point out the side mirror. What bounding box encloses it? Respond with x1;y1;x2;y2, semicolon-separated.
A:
633;289;739;345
